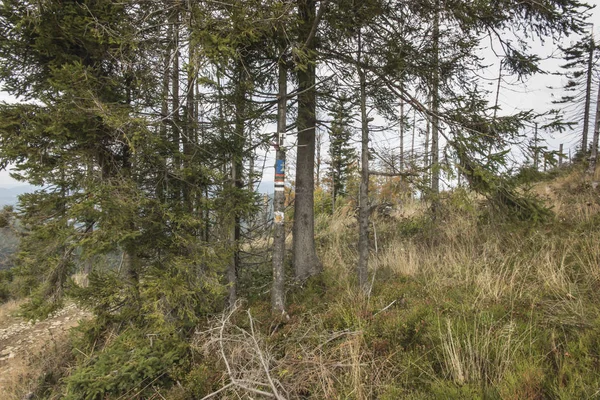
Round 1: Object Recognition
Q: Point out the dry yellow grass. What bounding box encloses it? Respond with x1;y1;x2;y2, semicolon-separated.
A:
300;167;600;393
363;170;600;307
531;168;600;223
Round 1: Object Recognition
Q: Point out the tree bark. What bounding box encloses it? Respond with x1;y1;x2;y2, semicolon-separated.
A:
293;0;321;280
357;28;369;291
171;8;181;204
228;61;248;308
559;143;564;167
587;82;600;175
183;33;195;213
331;165;336;213
582;32;595;154
228;161;238;307
122;75;139;295
399;100;404;171
533;122;539;171
315;131;322;189
157;21;172;203
431;1;440;215
272;61;288;314
411;108;416;167
424;96;430;173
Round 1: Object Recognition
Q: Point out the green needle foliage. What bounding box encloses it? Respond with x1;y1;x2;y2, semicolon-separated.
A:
0;0;596;397
327;93;357;208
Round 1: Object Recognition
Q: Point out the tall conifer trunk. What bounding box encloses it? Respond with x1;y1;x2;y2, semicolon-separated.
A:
123;145;140;298
411;109;416;167
183;34;195;213
293;0;321;280
171;8;181;204
272;60;288;314
431;0;440;215
424;97;430;174
227;61;248;308
228;162;238;307
587;83;600;175
400;100;404;171
582;32;595;153
357;27;370;291
157;22;172;203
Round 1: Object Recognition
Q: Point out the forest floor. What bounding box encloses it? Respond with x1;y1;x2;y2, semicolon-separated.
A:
0;300;89;398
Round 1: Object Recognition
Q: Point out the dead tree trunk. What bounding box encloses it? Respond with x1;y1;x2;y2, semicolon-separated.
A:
533;123;539;171
582;32;595;153
587;82;600;175
559;143;564;167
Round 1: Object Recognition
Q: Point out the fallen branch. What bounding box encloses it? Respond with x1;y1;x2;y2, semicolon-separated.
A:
248;310;287;400
370;170;419;177
373;300;397;317
199;382;234;400
206;302;286;399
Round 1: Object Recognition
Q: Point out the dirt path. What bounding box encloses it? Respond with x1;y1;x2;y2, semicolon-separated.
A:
0;301;89;397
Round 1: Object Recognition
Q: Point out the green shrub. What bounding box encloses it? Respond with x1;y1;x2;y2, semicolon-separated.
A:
0;268;13;302
65;328;189;399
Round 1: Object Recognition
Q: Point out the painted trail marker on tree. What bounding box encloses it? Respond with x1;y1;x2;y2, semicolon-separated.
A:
275;159;285;192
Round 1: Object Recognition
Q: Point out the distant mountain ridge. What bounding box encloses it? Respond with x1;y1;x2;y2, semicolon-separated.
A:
0;185;36;207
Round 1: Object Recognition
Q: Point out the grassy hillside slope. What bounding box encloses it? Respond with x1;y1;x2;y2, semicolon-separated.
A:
3;167;600;399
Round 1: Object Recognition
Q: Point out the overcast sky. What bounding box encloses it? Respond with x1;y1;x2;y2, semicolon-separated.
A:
1;2;599;188
498;1;600;158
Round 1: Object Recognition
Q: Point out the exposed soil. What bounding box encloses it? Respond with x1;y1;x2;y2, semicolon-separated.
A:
0;301;89;397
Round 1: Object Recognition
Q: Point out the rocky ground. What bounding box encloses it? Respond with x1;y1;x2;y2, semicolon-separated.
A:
0;301;89;397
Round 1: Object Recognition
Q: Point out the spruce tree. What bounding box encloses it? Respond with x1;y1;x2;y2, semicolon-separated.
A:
292;0;326;280
327;94;357;210
0;0;149;313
